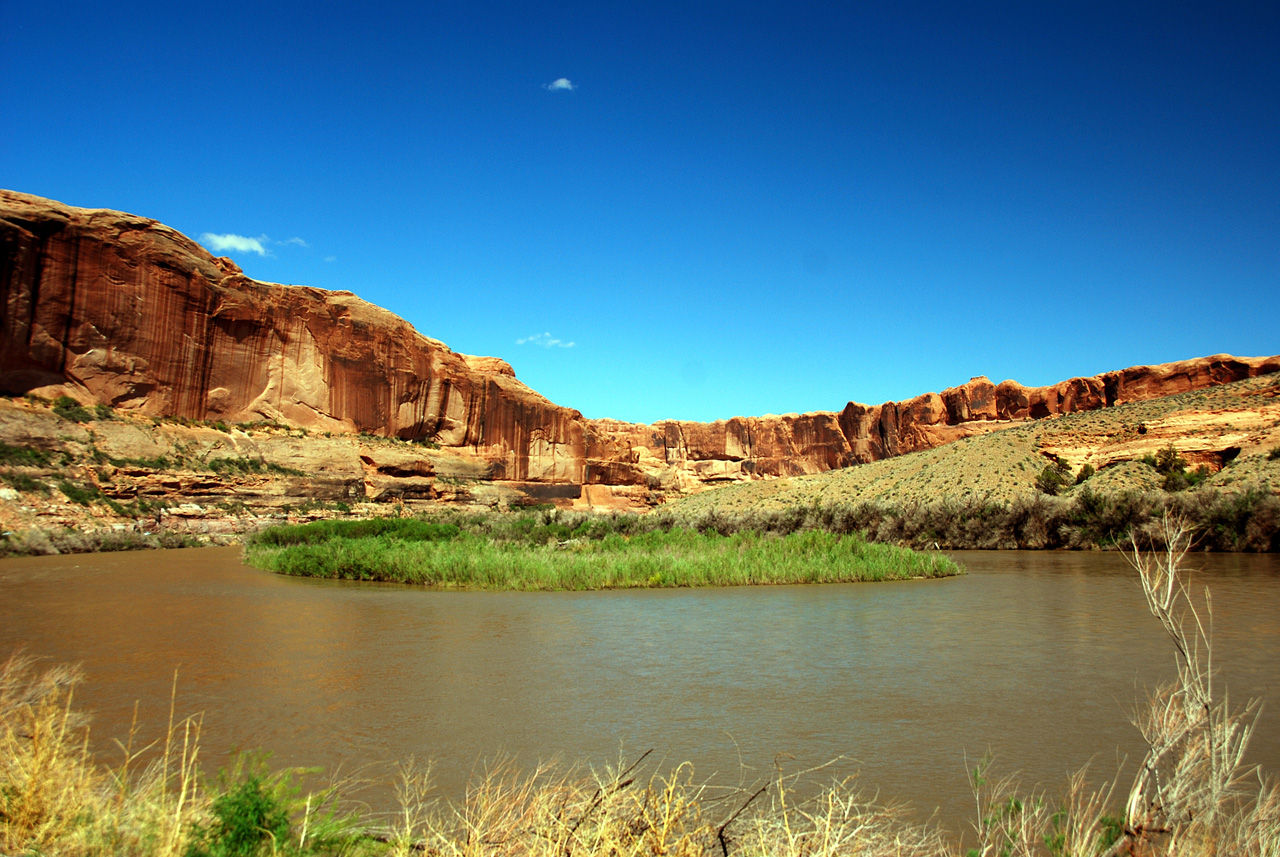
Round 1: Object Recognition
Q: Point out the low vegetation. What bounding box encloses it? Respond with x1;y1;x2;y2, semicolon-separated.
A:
589;490;1275;552
1034;459;1074;495
5;517;1276;855
56;479;102;506
51;395;93;423
244;512;962;589
670;480;1280;555
207;456;307;477
1;472;50;494
0;527;202;556
0;442;55;468
674;488;1280;552
1139;443;1212;493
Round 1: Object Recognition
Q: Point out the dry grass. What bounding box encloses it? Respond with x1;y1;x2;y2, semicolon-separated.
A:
1110;515;1280;856
0;654;205;856
376;753;952;857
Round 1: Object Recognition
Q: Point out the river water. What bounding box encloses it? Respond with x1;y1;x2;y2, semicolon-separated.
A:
2;546;1278;835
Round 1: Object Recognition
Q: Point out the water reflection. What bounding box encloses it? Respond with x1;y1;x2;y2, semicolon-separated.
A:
2;546;1277;834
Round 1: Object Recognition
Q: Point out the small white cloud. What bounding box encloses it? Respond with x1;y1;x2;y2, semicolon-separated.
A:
516;331;575;348
544;77;576;92
280;237;309;248
201;233;270;256
323;255;336;263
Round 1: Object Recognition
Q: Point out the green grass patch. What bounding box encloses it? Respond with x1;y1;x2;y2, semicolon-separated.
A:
93;448;175;469
52;395;92;422
100;495;171;518
245;517;961;590
235;419;302;433
56;480;102;505
1;472;49;494
0;442;54;467
209;456;307;477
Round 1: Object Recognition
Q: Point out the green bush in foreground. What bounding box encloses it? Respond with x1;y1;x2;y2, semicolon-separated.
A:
245;520;960;589
183;776;291;857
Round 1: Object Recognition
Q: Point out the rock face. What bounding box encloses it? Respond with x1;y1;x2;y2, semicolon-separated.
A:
0;190;590;489
3;189;1278;508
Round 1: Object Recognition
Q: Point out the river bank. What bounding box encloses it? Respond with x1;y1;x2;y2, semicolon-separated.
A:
4;484;1278;560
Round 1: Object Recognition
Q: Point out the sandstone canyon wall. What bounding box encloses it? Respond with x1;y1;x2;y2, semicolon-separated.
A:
3;189;1277;507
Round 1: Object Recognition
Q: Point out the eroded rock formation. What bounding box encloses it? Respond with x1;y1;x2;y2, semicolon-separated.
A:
0;190;593;486
3;189;1277;508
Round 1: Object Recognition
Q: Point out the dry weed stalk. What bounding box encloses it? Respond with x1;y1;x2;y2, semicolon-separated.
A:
1107;513;1277;856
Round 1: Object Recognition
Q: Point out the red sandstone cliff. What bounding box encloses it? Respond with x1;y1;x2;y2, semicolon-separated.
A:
3;189;1277;507
0;189;591;488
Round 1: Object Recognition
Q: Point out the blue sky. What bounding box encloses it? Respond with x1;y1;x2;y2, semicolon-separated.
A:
3;2;1277;423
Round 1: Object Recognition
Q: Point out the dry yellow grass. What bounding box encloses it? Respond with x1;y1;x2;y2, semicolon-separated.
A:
0;655;205;856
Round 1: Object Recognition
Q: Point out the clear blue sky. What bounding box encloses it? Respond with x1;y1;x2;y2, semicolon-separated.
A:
3;2;1277;423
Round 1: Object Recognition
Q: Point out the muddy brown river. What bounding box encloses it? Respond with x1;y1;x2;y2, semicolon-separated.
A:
2;546;1277;835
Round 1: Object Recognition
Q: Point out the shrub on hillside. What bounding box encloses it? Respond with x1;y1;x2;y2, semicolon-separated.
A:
56;480;101;506
1140;443;1210;492
1034;460;1073;495
0;442;53;467
52;395;92;422
1;473;49;494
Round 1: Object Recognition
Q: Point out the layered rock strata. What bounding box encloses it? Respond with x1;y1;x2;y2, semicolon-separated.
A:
3;189;1277;508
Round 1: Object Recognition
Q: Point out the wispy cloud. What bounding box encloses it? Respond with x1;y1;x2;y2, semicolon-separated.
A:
201;233;270;256
544;77;576;92
516;331;575;348
280;237;309;248
323;255;336;263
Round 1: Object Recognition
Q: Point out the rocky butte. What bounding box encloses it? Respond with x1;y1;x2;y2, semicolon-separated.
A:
2;189;1278;509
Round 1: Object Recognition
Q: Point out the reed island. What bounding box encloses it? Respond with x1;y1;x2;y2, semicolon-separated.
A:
242;512;962;589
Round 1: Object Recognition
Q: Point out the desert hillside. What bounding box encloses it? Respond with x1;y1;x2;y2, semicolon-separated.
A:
668;373;1280;516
